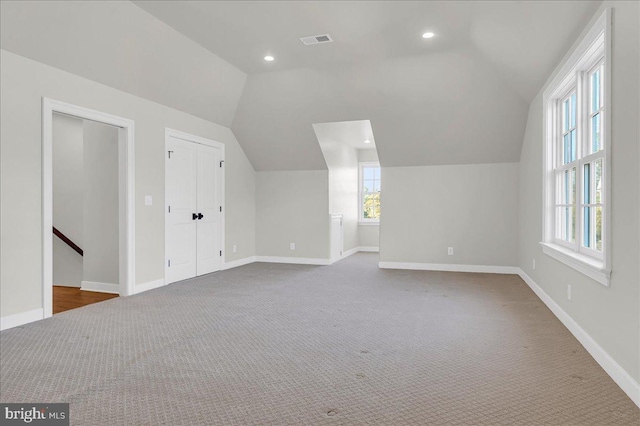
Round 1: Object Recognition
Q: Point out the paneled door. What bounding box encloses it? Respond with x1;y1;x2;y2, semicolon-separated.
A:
165;132;223;285
165;136;197;284
196;143;222;276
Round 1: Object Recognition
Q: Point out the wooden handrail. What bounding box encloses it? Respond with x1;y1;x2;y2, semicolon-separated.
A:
53;226;83;256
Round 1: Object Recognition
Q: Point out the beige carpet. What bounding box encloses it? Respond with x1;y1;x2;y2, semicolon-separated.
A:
1;253;638;425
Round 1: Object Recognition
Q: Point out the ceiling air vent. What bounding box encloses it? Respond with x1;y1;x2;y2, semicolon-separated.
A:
300;34;333;46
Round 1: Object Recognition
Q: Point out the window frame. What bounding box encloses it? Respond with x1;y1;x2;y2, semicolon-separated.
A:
541;8;611;286
578;60;606;260
358;162;381;224
553;87;578;252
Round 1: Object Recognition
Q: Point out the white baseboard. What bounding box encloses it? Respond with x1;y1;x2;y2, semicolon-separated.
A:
342;247;360;258
358;246;380;252
53;283;81;288
378;261;519;274
0;308;44;331
517;269;640;408
131;278;165;295
331;246;379;264
224;248;379;268
222;256;257;270
80;281;119;294
255;256;331;266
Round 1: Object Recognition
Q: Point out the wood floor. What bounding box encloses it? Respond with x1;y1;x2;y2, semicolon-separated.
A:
53;286;118;314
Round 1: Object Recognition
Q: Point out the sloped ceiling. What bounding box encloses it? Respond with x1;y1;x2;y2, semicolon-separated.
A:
313;120;376;177
134;0;599;99
234;48;528;170
137;0;600;171
313;120;377;153
0;1;246;127
469;1;601;102
2;1;601;171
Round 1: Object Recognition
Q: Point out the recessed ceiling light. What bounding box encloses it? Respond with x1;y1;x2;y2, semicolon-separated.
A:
264;55;275;62
364;140;371;144
422;32;435;39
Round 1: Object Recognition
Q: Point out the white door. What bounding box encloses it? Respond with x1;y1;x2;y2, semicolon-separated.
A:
166;135;223;284
165;137;198;284
196;144;222;275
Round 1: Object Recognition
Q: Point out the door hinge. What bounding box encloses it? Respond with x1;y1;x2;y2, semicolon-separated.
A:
220;160;224;168
219;206;222;212
168;150;173;159
168;205;171;213
168;259;171;267
219;250;222;257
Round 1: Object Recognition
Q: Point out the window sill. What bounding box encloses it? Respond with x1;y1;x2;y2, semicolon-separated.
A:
539;242;610;286
359;222;380;226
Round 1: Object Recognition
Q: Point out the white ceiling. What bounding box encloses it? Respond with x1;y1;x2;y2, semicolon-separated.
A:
0;1;247;127
468;1;601;102
232;47;529;170
135;1;600;102
134;1;471;74
1;1;601;171
313;120;377;151
136;0;600;171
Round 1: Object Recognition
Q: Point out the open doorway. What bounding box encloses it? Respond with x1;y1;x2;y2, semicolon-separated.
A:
43;99;135;318
312;119;381;264
51;113;120;313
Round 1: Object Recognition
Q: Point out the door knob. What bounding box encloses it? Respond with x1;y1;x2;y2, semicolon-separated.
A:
192;213;197;220
198;213;204;220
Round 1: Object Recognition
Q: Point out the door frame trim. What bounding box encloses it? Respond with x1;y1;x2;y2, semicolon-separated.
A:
164;128;225;283
42;98;135;318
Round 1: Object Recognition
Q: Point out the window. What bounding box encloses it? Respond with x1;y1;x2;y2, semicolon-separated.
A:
359;162;380;223
542;9;610;286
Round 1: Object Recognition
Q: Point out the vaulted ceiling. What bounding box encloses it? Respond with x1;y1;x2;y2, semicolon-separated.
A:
0;1;246;127
136;0;600;170
2;1;601;171
135;1;600;102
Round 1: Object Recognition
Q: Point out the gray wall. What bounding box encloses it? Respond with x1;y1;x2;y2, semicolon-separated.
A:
380;163;519;266
256;170;330;259
0;49;256;317
518;1;639;382
359;226;380;249
82;121;119;285
52;114;84;287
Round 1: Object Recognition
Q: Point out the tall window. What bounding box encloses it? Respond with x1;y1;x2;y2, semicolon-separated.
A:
543;9;610;286
359;162;380;223
555;63;605;253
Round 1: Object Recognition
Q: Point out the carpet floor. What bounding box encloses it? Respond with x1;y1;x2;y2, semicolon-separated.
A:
1;253;638;425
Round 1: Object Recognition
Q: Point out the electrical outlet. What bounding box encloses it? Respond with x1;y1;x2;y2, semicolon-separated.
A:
233;245;237;253
290;243;296;250
533;259;536;270
447;247;453;256
567;284;572;301
144;195;153;206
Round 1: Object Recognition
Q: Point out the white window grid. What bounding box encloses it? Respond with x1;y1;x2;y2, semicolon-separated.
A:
552;59;606;261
